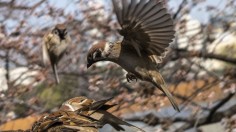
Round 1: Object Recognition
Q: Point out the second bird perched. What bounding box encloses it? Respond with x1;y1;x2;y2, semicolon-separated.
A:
60;96;145;132
87;0;180;112
32;96;144;132
42;24;71;84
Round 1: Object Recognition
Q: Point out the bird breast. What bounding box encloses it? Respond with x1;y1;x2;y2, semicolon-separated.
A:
48;35;69;56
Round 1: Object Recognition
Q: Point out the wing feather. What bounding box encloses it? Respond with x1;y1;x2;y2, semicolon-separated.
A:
112;0;123;25
112;0;175;64
42;34;50;66
121;0;129;21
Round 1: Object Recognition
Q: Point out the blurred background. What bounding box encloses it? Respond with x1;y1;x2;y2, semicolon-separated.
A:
0;0;236;131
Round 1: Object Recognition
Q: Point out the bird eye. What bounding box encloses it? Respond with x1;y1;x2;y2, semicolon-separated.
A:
93;50;101;59
88;54;93;60
53;30;59;35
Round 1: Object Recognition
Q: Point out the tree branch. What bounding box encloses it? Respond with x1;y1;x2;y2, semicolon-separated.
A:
206;93;235;122
174;49;236;65
125;102;236;130
173;0;187;20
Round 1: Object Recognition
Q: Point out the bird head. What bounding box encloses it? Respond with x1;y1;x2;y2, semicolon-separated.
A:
87;41;107;68
60;96;94;111
52;24;68;40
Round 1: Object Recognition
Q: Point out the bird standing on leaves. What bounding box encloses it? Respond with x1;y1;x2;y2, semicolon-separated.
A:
42;24;71;84
87;0;180;112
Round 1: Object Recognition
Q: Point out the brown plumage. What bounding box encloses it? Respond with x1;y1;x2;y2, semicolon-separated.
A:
87;0;180;112
60;96;145;132
31;110;100;132
31;96;144;132
42;24;71;84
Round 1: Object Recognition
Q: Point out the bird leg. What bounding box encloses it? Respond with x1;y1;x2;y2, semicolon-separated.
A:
126;72;138;82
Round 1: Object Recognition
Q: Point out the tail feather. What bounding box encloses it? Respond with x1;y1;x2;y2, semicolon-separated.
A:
52;64;60;84
160;84;180;112
99;111;145;132
151;72;180;112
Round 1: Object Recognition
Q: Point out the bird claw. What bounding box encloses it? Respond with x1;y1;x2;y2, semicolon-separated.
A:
126;73;137;82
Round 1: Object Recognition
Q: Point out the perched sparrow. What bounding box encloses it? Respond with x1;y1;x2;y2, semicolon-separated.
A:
87;0;180;112
32;108;100;132
42;24;71;84
60;96;145;132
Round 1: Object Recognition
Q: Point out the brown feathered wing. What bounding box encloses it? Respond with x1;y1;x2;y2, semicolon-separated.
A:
112;0;175;64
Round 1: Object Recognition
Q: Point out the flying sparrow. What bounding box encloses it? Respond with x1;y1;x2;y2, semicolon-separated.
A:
87;0;180;112
60;96;145;132
42;24;71;84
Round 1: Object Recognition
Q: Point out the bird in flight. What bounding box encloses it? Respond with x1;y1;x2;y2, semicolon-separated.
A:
87;0;179;112
42;24;71;84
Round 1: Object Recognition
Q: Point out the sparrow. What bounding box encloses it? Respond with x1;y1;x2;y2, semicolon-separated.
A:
60;96;145;132
31;110;100;132
42;24;71;84
87;0;180;112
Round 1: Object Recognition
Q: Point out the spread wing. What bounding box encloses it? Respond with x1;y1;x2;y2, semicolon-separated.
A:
112;0;175;64
42;33;50;66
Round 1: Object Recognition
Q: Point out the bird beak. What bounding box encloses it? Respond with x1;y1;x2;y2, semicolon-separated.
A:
87;62;92;69
87;57;104;69
87;58;94;69
59;33;65;40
